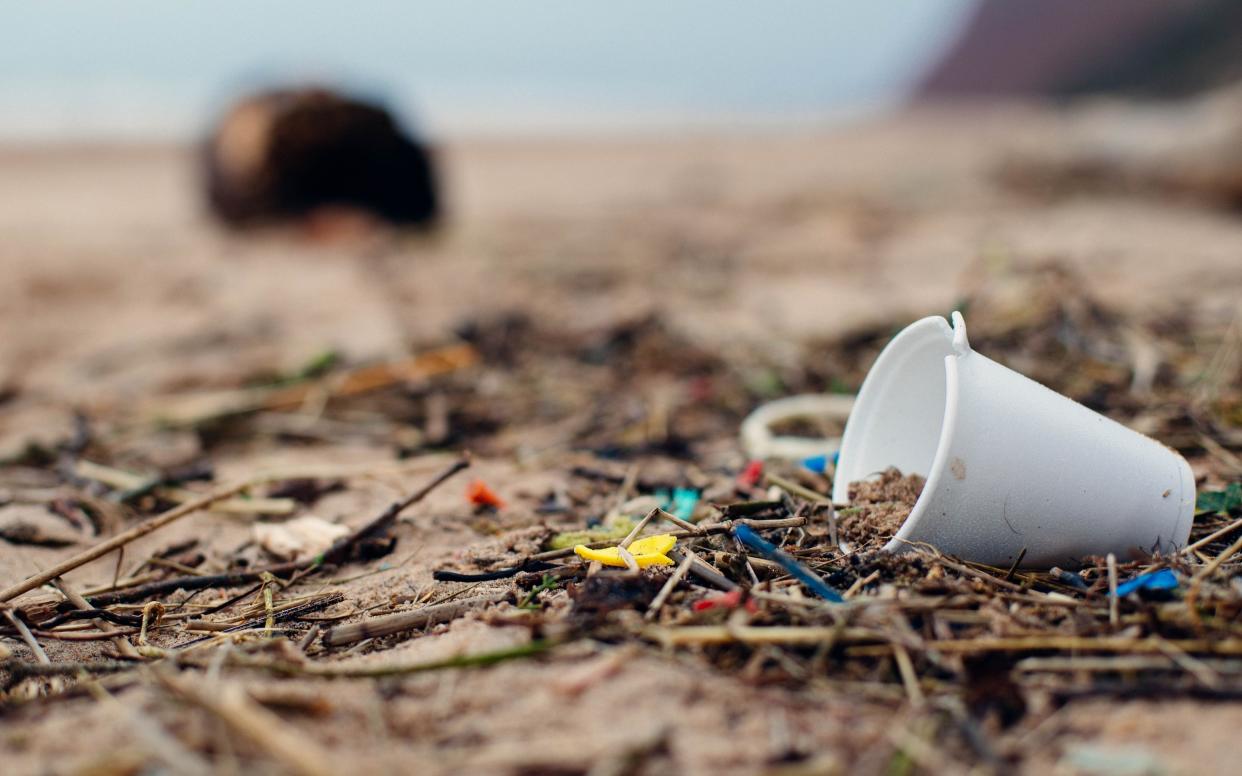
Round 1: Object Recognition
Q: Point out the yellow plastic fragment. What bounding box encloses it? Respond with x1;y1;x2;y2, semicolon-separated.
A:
573;534;677;568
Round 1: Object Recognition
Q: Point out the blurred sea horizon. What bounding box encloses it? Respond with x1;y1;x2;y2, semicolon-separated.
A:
0;0;971;141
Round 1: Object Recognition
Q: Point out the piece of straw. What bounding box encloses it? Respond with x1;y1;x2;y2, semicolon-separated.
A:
732;523;843;602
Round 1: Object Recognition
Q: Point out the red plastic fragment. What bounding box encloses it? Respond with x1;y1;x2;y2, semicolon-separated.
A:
692;589;758;613
466;479;506;510
737;459;764;489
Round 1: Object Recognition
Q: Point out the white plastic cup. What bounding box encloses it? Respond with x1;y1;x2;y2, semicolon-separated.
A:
832;312;1195;568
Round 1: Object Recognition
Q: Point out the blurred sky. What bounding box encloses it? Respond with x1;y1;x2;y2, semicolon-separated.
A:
0;0;973;140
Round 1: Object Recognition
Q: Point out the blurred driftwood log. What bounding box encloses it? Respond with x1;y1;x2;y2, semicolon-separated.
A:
203;88;439;228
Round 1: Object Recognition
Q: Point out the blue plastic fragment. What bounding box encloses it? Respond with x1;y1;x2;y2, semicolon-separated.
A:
801;454;828;474
1113;568;1179;597
733;523;844;602
1050;567;1089;591
831;451;840;465
671;487;699;522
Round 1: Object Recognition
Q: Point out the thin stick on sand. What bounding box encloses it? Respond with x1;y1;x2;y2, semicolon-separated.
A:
53;577;139;658
0;481;252;604
1185;532;1242;620
618;508;659;549
0;456;470;605
322;590;510;647
645;552;695;622
3;608;50;664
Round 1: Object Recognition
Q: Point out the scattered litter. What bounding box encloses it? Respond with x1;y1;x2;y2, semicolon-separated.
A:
1050;566;1090;591
253;516;349;561
7;263;1242;773
466;479;506;510
831;312;1195;567
1113;568;1179;597
739;393;853;460
732;523;843;602
737;460;764;489
669;487;699;522
692;589;758;613
573;534;677;568
800;454;829;474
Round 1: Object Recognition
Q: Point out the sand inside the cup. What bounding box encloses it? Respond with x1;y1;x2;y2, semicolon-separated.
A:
842;467;925;547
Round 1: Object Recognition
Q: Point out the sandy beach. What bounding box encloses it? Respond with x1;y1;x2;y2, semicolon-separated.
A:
5;108;1242;415
2;106;1242;774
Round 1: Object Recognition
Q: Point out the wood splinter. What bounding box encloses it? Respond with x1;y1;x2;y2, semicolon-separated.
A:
323;590;510;647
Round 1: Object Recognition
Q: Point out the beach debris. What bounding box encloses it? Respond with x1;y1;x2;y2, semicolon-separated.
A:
732;523;843;602
203;86;439;229
832;312;1195;567
6;265;1242;772
1113;568;1180;597
668;487;699;522
0;457;468;606
322;590;510;647
466;479;506;510
800;454;830;474
1050;566;1090;591
692;589;757;614
737;459;764;489
253;516;349;561
740;393;853;460
573;534;676;568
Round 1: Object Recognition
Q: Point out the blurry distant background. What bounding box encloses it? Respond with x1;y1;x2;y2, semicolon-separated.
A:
7;0;1242;141
0;0;974;140
4;0;1242;428
3;0;1242;467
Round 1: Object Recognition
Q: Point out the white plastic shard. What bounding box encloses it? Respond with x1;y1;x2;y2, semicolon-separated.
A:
832;312;1195;568
253;515;349;561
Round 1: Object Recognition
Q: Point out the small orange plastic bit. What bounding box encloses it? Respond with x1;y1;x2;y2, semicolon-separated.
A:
466;479;506;510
